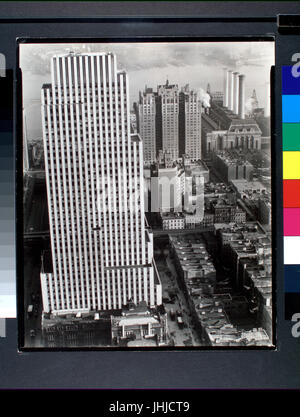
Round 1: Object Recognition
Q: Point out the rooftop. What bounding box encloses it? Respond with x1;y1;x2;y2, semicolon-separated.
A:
161;212;185;220
215;151;253;167
231;179;267;192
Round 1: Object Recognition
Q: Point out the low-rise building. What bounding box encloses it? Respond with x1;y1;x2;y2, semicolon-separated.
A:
169;230;272;346
213;221;272;339
245;268;273;338
161;212;185;230
204;181;235;200
205;326;270;346
258;195;272;225
202;100;262;158
231;179;267;199
212;151;254;183
184;211;214;229
41;311;111;348
111;301;168;346
209;197;246;224
183;155;210;183
170;235;216;285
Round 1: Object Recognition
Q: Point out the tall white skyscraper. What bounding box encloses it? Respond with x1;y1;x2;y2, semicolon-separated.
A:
40;52;162;315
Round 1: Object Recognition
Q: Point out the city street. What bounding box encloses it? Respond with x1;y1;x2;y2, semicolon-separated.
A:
24;175;48;234
23;243;44;348
155;254;203;347
152;226;214;237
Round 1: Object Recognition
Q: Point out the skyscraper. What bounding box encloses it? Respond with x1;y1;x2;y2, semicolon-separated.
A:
179;85;202;160
136;81;202;164
135;81;180;163
157;80;179;161
40;52;162;315
135;88;157;164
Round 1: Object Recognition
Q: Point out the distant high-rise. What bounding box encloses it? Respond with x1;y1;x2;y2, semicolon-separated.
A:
179;85;202;160
135;88;157;164
251;89;259;111
157;80;179;160
136;81;202;163
41;52;162;315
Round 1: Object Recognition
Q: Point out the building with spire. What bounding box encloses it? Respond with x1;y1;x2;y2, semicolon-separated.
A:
251;89;259;111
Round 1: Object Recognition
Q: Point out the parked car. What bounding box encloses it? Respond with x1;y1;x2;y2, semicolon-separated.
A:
177;316;184;329
27;305;33;317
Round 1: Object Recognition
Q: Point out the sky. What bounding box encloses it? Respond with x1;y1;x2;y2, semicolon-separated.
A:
20;41;274;141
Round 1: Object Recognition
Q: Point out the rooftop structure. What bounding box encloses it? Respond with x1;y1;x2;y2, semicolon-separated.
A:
111;301;168;346
231;179;267;199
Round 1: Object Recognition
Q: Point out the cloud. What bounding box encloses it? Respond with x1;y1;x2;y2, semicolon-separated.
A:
20;41;274;77
20;41;274;122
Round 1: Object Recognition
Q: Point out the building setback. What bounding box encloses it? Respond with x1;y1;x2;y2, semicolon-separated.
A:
41;52;162;316
135;82;202;164
157;80;179;160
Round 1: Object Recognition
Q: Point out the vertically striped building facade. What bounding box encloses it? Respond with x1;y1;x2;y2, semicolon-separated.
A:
179;86;202;160
135;88;157;164
40;52;162;315
135;82;202;164
157;81;179;161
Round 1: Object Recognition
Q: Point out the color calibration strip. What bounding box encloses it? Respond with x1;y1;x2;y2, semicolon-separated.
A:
0;70;15;319
282;66;300;300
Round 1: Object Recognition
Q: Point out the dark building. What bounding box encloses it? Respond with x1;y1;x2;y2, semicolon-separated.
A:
41;311;111;347
212;151;254;183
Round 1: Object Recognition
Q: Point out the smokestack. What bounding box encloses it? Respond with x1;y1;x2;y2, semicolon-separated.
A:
227;70;233;111
230;71;235;111
238;74;246;119
223;68;228;107
233;72;239;114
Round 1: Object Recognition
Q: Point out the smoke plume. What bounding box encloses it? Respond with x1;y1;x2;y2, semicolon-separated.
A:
198;88;211;108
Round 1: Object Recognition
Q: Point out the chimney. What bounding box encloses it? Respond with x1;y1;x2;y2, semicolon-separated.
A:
233;72;239;114
238;74;246;119
223;68;228;107
230;71;235;112
227;70;233;111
